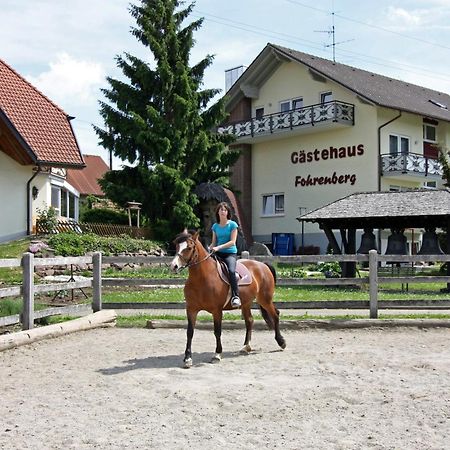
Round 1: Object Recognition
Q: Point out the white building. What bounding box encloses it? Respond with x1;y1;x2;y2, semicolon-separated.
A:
0;58;85;242
219;43;450;254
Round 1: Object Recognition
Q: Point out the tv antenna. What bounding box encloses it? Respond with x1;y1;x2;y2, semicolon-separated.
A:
315;1;354;62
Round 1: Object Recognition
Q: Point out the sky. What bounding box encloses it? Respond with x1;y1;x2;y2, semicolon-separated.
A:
2;0;450;169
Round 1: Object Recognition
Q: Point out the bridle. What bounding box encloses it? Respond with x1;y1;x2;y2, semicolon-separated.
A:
175;239;213;271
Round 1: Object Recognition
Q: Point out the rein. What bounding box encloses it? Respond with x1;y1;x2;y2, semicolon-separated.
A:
176;244;213;272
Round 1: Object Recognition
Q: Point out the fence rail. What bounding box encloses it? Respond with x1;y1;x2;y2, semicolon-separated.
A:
1;250;450;330
0;253;102;330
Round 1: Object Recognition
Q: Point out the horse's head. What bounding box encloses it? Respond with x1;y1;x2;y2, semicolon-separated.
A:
170;230;200;272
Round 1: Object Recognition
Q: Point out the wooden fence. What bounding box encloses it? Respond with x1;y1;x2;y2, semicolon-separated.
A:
36;220;152;239
2;250;450;330
0;253;102;330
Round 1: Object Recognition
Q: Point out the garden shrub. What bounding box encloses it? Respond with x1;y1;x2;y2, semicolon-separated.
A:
317;261;342;278
36;206;58;234
81;208;129;225
47;232;164;256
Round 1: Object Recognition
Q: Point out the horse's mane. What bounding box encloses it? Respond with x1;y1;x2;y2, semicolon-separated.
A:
173;229;197;245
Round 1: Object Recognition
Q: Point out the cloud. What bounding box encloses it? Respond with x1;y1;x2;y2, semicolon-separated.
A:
26;53;105;108
386;7;422;27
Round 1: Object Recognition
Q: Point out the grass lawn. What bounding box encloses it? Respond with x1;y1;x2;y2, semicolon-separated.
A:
100;283;450;304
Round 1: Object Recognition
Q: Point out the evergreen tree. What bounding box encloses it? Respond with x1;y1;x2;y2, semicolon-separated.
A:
437;145;450;187
95;0;237;240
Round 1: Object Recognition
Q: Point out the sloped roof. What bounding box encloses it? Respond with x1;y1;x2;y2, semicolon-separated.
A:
227;43;450;123
66;154;109;196
0;58;85;167
299;189;450;229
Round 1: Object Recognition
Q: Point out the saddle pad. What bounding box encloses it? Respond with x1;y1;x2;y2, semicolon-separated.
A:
216;259;253;286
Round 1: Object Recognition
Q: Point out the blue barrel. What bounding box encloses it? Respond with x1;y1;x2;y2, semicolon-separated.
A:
272;233;295;255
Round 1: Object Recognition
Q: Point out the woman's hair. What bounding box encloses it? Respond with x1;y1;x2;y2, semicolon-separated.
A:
215;201;232;222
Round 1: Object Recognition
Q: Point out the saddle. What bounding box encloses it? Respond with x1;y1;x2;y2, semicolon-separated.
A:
215;258;252;286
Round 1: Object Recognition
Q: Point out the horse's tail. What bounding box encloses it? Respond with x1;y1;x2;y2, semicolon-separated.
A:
264;262;277;285
258;263;279;330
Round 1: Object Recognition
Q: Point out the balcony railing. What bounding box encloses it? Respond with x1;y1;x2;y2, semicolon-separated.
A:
381;152;442;177
218;100;355;139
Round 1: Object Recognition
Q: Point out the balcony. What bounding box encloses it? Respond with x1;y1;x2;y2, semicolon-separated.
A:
218;100;354;142
381;152;442;178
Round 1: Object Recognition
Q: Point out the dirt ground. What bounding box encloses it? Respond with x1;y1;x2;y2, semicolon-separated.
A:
0;326;449;449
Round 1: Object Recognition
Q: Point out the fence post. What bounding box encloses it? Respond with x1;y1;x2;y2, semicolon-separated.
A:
368;249;378;319
22;252;35;330
241;251;250;260
92;252;102;312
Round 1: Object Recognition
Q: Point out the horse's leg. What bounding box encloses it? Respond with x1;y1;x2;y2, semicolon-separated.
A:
271;305;286;350
211;310;223;363
184;309;198;368
240;305;253;354
258;295;286;350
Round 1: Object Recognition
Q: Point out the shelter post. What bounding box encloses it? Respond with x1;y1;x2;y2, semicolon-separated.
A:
368;249;378;318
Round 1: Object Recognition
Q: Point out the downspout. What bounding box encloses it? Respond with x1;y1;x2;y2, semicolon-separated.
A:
377;110;402;253
377;110;402;191
26;166;42;235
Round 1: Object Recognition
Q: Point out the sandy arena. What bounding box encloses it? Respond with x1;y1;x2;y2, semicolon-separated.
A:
1;325;449;449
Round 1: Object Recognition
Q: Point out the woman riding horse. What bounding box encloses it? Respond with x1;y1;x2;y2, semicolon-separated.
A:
171;230;286;368
209;202;241;308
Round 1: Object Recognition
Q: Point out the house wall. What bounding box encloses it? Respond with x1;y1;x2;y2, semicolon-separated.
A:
0;152;30;242
377;109;447;191
227;60;449;254
248;62;378;250
0;152;81;241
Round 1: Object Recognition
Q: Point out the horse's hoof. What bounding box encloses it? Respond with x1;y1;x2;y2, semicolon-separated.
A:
183;358;193;368
211;353;222;363
240;344;252;354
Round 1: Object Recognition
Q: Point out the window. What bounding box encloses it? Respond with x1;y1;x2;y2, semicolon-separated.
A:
255;107;264;119
262;193;284;216
423;181;437;189
292;98;303;110
280;101;290;113
51;185;78;221
428;99;448;110
51;186;61;215
423;124;437;142
279;98;303;112
389;134;410;156
320;91;333;103
389;185;412;192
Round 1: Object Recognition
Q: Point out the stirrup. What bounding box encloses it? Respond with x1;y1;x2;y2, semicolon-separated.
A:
231;295;241;308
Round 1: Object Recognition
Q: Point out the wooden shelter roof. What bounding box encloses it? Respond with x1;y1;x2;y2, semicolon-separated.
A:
298;189;450;230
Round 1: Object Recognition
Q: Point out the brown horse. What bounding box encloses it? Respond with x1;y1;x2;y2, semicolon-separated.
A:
170;230;286;368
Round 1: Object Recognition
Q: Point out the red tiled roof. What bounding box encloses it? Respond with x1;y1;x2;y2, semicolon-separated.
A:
0;58;84;167
66;154;110;196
